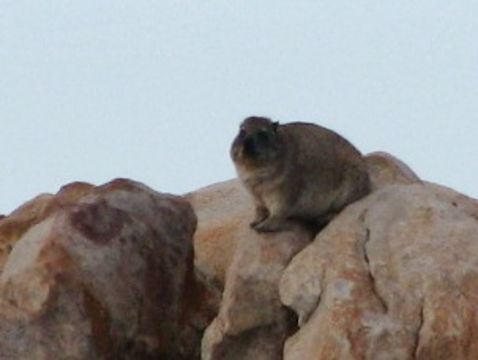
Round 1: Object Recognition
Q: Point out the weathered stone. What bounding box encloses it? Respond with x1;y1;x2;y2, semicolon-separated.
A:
0;182;94;273
280;183;478;359
186;179;253;287
203;315;294;360
1;149;470;359
365;151;421;190
0;179;211;359
201;221;313;360
187;151;430;359
189;180;312;359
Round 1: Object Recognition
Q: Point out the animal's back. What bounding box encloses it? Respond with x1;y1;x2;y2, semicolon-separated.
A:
281;122;363;163
278;122;369;219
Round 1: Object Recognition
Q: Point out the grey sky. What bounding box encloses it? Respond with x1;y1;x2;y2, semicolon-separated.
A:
1;1;477;214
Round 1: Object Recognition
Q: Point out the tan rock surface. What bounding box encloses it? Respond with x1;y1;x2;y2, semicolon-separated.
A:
186;179;254;287
364;151;421;190
280;183;478;359
202;223;314;360
0;182;94;272
188;151;428;359
0;179;213;359
1;150;472;359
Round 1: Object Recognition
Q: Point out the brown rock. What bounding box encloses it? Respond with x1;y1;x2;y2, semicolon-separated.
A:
187;152;427;359
365;151;421;190
280;183;478;359
203;317;294;360
426;182;478;221
188;179;316;359
186;179;254;287
201;221;314;360
0;182;94;273
0;179;211;359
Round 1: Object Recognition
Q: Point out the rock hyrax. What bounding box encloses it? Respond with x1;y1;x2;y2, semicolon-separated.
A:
230;116;370;232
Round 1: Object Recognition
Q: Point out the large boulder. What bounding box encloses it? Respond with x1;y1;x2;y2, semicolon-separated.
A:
2;151;476;359
0;182;94;272
280;183;478;359
365;151;421;190
0;179;215;359
201;223;314;360
186;180;252;288
189;181;315;359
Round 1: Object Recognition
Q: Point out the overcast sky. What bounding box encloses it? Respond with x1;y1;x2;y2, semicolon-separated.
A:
1;1;477;214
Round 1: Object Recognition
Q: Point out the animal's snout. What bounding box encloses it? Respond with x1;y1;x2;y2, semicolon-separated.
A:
243;135;258;156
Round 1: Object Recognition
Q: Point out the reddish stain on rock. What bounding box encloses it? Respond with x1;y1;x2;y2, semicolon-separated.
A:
70;201;128;245
82;288;114;360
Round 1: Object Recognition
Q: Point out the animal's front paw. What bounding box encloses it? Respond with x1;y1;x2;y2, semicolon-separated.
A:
250;220;262;228
252;217;288;233
250;206;269;229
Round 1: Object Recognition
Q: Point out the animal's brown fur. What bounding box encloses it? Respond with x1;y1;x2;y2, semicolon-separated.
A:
231;116;370;232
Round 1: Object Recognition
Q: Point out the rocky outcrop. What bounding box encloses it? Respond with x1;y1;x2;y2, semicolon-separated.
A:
0;182;94;272
192;152;478;360
0;179;216;359
365;151;421;190
201;223;314;360
1;151;476;359
188;181;313;359
280;183;478;359
186;180;253;288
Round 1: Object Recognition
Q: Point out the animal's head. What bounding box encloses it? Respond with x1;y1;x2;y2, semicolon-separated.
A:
230;116;281;166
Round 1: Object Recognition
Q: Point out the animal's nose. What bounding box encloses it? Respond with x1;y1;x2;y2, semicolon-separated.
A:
243;135;258;156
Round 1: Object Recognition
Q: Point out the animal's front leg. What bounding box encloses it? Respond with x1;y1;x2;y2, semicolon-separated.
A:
253;215;293;233
252;199;293;233
250;204;269;228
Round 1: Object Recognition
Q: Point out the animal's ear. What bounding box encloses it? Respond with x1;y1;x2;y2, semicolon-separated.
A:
272;121;279;132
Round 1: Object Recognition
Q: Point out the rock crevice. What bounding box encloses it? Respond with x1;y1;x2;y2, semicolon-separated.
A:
362;226;388;313
413;302;425;359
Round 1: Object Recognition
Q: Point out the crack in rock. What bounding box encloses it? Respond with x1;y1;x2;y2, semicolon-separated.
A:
413;303;424;359
363;227;388;313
